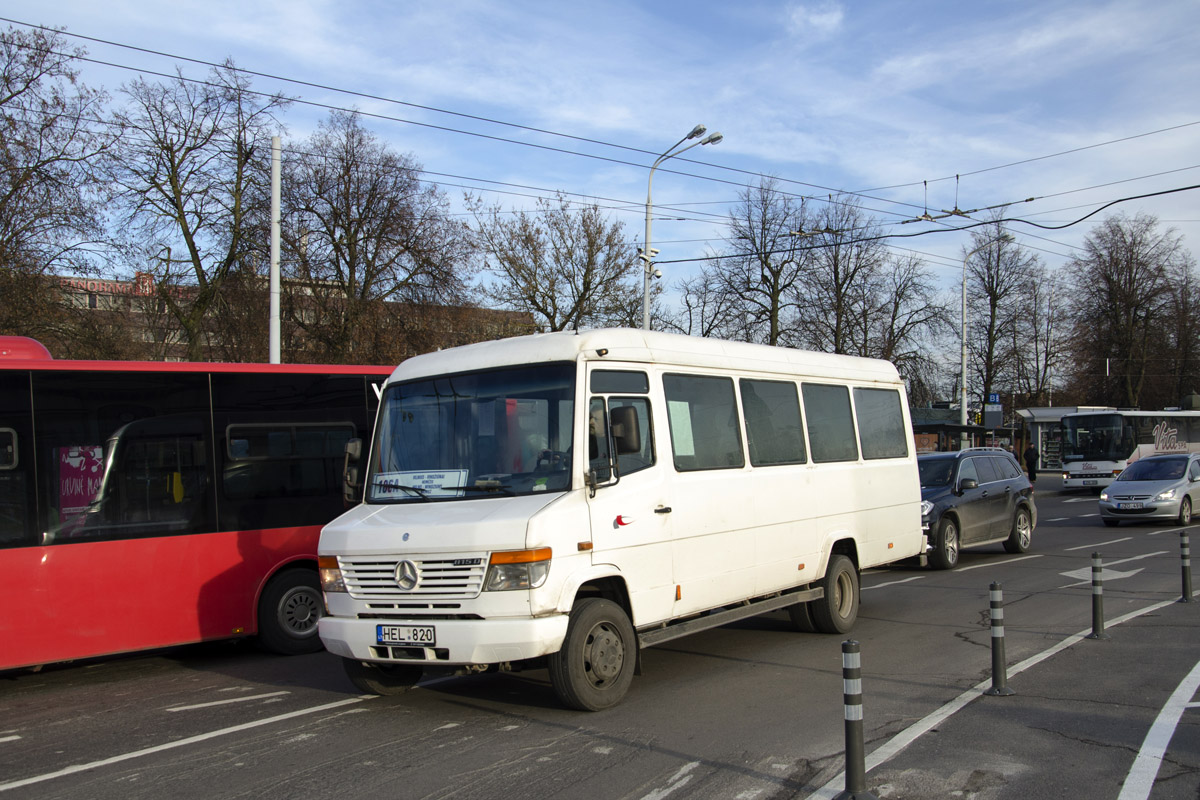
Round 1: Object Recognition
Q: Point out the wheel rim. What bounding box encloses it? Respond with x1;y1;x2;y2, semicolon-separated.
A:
1016;512;1032;548
582;621;625;688
834;569;854;618
278;586;322;637
944;523;959;564
1183;499;1192;525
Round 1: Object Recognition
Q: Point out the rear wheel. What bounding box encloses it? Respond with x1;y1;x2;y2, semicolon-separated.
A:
342;658;423;695
811;554;859;634
257;567;324;655
1179;497;1193;526
929;518;959;570
548;598;636;711
787;601;818;633
1004;507;1033;554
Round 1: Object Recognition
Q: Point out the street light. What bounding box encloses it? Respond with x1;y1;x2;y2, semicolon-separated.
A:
961;232;1015;448
642;125;723;330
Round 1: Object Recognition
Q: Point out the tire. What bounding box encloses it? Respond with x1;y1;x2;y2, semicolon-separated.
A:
1179;497;1193;526
257;567;324;655
811;554;859;634
1004;507;1033;554
929;517;960;570
342;658;423;696
787;601;818;633
548;598;636;711
1102;518;1120;528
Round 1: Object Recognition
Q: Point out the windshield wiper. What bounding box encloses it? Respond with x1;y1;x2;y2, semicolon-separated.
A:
370;482;430;501
449;483;516;496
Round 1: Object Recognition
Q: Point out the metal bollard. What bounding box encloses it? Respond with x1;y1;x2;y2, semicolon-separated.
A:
1086;552;1111;640
1181;530;1193;604
835;640;879;800
984;582;1015;696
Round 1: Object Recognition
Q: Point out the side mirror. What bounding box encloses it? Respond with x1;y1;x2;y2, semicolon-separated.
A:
342;438;363;505
957;477;979;494
609;406;641;455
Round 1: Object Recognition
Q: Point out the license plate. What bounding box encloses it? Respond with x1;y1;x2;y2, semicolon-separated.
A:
1117;502;1144;510
1083;480;1097;485
377;624;436;646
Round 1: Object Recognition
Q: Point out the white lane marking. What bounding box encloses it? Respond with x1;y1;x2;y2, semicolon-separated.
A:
1066;538;1131;551
804;593;1195;800
1047;517;1070;522
956;555;1042;572
0;696;373;793
1058;552;1168;587
1064;497;1096;503
863;576;925;591
166;691;291;712
641;761;700;800
1117;657;1200;800
0;736;20;744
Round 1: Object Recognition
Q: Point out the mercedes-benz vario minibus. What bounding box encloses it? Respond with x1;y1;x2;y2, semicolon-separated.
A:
318;329;923;710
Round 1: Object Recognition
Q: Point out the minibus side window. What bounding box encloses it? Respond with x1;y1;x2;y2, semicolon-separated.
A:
663;374;744;471
801;383;859;463
853;387;908;460
740;379;806;466
588;398;612;482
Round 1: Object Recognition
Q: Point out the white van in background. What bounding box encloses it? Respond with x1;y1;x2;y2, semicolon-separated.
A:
318;328;923;710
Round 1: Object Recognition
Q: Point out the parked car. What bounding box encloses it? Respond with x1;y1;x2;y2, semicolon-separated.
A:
1098;453;1200;527
918;448;1037;569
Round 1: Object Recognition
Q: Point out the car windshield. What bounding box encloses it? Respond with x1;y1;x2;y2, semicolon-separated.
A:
1120;458;1187;482
367;363;576;503
918;458;956;487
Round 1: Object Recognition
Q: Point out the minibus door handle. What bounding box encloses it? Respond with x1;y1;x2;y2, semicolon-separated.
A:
654;506;672;514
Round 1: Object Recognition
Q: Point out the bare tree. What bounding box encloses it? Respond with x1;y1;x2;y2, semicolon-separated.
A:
963;219;1030;412
1008;262;1067;407
469;193;638;332
0;26;112;345
281;110;471;363
711;177;810;345
1065;212;1196;407
797;195;889;354
106;61;289;361
857;252;948;370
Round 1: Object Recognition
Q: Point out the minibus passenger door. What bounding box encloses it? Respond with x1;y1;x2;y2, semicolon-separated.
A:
584;393;674;627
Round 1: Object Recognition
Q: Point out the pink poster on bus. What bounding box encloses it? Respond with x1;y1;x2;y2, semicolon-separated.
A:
58;445;104;522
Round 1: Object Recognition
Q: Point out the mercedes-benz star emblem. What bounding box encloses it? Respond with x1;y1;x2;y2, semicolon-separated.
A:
394;559;420;591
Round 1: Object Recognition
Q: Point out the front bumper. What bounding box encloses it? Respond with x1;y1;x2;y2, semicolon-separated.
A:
1098;499;1183;521
318;614;569;666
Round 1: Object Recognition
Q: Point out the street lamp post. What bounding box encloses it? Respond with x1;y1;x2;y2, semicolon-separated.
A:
642;125;723;330
961;233;1014;449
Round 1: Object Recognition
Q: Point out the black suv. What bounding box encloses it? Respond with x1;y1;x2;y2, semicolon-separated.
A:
918;448;1037;570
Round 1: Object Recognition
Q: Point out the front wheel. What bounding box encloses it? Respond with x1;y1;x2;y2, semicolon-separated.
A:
1004;507;1033;554
342;658;423;695
257;567;324;655
1179;497;1193;526
811;554;860;634
929;518;959;570
548;598;636;711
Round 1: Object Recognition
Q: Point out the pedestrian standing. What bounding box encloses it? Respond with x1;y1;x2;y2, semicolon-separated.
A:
1023;442;1039;482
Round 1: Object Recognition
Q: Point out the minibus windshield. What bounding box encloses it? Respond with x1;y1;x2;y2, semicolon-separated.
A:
367;363;576;503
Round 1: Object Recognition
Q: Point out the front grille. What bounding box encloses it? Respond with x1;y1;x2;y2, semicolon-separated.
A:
1109;494;1153;502
340;555;487;600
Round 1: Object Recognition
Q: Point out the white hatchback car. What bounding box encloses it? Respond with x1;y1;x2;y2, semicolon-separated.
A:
1098;453;1200;527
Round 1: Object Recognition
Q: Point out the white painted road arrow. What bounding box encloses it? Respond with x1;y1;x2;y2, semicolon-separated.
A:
1058;551;1168;587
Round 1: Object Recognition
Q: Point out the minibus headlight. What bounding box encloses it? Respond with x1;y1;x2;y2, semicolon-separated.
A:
485;548;552;591
318;555;346;593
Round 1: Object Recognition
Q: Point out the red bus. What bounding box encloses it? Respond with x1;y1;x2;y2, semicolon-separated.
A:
0;337;390;671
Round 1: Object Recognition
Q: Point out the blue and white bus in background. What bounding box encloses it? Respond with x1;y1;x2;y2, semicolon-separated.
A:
1060;408;1200;490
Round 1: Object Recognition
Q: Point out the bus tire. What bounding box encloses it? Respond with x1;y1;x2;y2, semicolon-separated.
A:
1004;507;1033;554
787;601;818;633
812;554;859;634
257;567;324;655
342;658;423;695
548;598;636;711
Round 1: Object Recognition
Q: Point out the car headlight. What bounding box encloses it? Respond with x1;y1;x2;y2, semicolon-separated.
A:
1099;490;1109;501
920;500;933;517
485;548;552;591
1157;488;1178;501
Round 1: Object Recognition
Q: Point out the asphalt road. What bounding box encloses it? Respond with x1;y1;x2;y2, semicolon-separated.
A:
2;479;1198;800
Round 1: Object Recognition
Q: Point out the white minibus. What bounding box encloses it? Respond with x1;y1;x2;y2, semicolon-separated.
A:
318;328;923;710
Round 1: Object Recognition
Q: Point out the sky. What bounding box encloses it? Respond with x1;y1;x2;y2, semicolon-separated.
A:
3;0;1198;306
